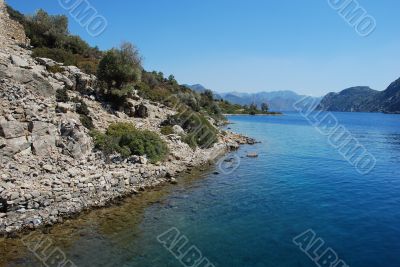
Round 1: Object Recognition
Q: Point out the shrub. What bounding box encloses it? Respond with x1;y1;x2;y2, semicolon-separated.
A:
80;115;94;130
56;88;69;102
92;123;169;163
73;97;90;115
161;111;218;149
160;126;174;135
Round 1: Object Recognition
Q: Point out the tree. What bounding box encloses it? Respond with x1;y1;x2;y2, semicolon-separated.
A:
97;42;142;88
261;102;269;112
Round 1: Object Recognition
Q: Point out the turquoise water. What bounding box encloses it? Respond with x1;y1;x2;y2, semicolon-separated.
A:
4;112;400;267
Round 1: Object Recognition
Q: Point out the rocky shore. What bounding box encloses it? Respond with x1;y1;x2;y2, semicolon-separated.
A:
0;1;255;237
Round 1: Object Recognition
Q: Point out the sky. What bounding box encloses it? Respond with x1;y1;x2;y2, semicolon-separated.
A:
7;0;400;96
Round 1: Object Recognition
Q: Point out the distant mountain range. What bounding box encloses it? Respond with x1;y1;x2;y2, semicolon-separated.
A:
318;77;400;114
185;84;322;112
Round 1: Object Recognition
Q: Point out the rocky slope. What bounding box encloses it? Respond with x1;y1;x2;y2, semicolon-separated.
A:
318;79;400;114
0;2;252;236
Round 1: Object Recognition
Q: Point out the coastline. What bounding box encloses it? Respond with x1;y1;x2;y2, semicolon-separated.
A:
0;130;254;237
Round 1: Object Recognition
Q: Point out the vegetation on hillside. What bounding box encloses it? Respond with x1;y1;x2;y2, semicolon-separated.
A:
6;6;102;74
7;4;280;154
91;123;169;163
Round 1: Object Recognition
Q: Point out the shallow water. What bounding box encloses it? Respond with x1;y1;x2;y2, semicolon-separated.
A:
1;112;400;267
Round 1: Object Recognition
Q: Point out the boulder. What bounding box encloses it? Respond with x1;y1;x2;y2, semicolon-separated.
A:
56;102;74;113
10;55;29;68
36;57;59;68
173;125;185;135
0;121;26;139
28;121;57;136
135;104;149;118
29;122;58;156
1;136;30;156
60;120;91;158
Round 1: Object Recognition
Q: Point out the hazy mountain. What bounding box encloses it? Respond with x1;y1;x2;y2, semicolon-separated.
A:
184;84;223;99
219;91;322;112
318;77;400;114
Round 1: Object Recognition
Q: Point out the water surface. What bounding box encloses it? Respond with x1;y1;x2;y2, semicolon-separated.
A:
2;112;400;267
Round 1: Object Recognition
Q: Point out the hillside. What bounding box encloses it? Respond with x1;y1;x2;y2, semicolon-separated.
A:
317;86;379;112
318;79;400;114
0;2;254;235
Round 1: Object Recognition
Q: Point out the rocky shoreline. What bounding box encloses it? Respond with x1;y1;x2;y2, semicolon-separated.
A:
0;0;257;237
0;130;253;237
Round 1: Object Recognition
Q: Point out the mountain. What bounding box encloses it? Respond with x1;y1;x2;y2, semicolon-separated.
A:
219;90;322;112
184;84;223;99
317;86;379;112
318;78;400;114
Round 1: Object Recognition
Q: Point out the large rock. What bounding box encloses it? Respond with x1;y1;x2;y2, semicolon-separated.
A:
173;125;185;135
0;121;27;139
1;136;30;156
56;102;74;113
29;121;58;156
29;121;57;136
10;55;29;68
60;120;91;158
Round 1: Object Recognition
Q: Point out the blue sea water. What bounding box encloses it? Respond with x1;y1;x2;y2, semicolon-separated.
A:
5;112;400;267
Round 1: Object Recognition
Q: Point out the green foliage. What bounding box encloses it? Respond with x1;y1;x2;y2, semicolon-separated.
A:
73;97;90;115
97;43;142;87
56;88;69;102
92;123;169;163
162;111;218;149
160;126;174;135
46;65;64;74
7;6;102;74
80;115;94;130
97;43;142;106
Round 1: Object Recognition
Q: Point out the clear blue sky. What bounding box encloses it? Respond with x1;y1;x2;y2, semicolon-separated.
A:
7;0;400;96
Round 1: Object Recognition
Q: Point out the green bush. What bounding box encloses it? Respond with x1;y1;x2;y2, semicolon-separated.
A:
56;88;69;102
162;111;218;149
73;97;90;116
80;115;94;130
92;123;169;163
160;126;174;135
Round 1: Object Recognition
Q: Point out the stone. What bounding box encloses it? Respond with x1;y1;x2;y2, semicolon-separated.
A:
29;121;57;136
60;120;91;158
0;213;5;218
0;121;26;138
173;125;185;135
1;136;30;156
246;152;258;158
36;57;58;68
43;164;53;172
10;55;29;68
56;102;74;113
139;156;148;165
29;122;57;156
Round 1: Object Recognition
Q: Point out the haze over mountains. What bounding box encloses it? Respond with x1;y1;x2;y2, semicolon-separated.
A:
185;84;322;112
188;75;400;114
